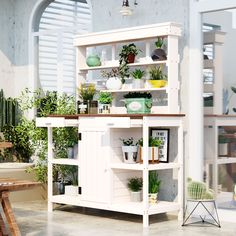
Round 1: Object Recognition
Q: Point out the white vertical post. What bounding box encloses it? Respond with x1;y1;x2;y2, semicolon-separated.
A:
189;0;203;181
48;127;53;212
142;117;149;227
213;121;218;196
145;41;150;59
178;120;184;221
167;35;179;113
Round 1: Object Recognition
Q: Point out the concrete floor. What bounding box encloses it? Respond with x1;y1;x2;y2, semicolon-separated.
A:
8;201;236;236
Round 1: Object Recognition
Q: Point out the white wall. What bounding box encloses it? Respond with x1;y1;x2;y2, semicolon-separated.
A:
203;11;236;113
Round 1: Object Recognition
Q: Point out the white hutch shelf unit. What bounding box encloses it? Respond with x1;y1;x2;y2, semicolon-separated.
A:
36;114;184;228
204;115;236;196
203;30;225;115
73;22;181;114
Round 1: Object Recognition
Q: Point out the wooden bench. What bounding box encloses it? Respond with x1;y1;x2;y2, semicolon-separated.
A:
0;178;41;236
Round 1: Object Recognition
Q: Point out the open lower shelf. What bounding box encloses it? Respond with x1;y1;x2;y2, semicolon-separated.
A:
110;201;180;215
51;195;180;216
110;162;180;170
51;195;80;205
51;158;79;165
78;60;167;72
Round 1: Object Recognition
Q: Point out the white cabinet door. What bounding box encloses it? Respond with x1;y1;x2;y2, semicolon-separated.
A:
79;129;110;203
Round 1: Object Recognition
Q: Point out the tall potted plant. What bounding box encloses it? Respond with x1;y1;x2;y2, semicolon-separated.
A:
98;92;113;114
148;66;167;88
149;171;161;204
138;137;162;164
120;137;138;164
123;92;152;114
127;177;143;202
77;83;97;114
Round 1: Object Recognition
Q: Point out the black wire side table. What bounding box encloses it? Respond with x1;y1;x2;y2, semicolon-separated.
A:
182;199;221;228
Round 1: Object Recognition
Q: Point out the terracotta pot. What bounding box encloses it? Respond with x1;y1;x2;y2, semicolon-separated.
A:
127;53;135;63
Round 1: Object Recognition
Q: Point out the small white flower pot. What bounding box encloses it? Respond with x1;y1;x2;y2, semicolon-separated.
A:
218;143;228;156
148;193;158;204
65;185;78;196
130;191;142;202
132;79;144;89
122;146;138;164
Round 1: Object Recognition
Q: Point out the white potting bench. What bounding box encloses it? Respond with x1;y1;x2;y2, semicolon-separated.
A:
36;22;185;227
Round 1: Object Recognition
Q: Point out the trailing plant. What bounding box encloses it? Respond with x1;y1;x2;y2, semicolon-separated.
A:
77;83;96;101
131;69;145;80
149;171;161;194
98;92;113;104
124;92;152;99
120;137;136;146
119;43;140;63
127;177;143;192
101;69;119;78
149;66;167;81
137;137;162;147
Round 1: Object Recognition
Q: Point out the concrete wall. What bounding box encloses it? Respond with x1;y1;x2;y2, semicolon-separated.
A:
0;0;15;97
203;11;236;114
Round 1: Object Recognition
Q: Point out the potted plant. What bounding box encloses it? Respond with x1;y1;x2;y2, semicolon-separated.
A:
63;166;79;196
119;43;140;64
123;92;152;114
218;135;229;156
138;137;162;163
119;43;140;86
148;66;167;88
127;177;143;202
151;37;167;61
101;69;122;90
131;69;145;89
149;171;161;204
98;92;113;114
77;83;97;114
120;137;138;164
187;179;215;216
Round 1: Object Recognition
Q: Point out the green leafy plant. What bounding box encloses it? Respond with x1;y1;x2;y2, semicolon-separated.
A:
131;69;145;80
155;37;164;48
149;66;167;80
120;137;137;146
149;171;161;193
137;136;162;147
119;43;140;63
77;83;96;101
127;177;143;192
218;135;229;144
98;92;113;104
124;92;152;99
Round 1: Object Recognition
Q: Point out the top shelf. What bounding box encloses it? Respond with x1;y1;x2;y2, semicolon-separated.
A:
78;59;167;72
74;22;181;47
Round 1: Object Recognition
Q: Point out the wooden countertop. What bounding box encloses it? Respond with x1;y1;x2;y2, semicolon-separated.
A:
48;114;185;119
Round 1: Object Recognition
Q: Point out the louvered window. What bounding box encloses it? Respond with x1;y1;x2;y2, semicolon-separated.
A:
35;0;92;95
